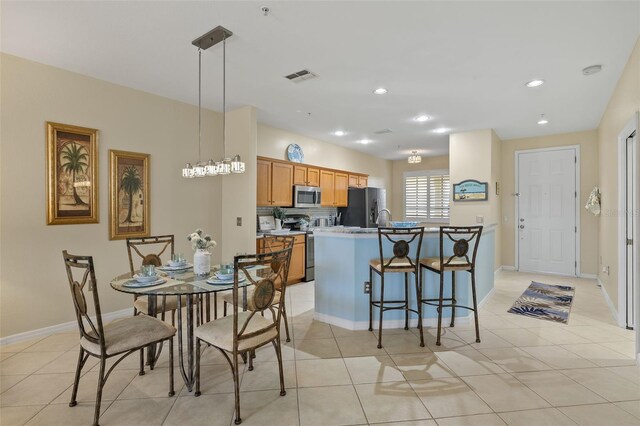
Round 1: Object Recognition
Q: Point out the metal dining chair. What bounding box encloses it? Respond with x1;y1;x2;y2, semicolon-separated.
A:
195;245;293;425
420;226;483;346
63;251;176;426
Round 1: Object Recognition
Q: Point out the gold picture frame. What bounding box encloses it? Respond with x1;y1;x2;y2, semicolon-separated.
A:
109;150;150;240
46;122;99;225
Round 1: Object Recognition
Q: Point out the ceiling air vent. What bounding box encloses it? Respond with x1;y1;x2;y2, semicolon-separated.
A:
374;128;393;135
284;69;318;83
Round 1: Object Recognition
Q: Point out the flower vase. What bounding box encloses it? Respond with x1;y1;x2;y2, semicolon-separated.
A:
275;218;282;230
193;249;211;275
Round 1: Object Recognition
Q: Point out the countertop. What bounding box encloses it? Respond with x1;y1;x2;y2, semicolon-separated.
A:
256;230;307;239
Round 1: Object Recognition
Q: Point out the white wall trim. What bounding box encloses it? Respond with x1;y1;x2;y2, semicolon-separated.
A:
579;273;598;279
0;308;133;346
598;277;621;327
494;266;503;277
514;145;581;276
501;265;516;271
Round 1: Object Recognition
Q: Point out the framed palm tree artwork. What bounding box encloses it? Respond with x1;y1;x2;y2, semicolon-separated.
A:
109;150;150;240
46;122;99;225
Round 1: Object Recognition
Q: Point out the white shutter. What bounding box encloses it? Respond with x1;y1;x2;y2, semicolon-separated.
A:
404;172;450;222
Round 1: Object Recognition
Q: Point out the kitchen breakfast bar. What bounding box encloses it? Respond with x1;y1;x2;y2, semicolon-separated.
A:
313;226;496;330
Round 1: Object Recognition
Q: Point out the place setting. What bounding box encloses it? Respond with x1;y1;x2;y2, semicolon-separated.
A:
157;253;193;272
205;264;247;286
122;264;168;288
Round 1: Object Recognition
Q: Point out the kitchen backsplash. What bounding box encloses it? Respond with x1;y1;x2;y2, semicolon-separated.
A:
256;206;338;224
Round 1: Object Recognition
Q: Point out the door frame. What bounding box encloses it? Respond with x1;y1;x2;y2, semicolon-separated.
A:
617;112;639;331
514;145;581;276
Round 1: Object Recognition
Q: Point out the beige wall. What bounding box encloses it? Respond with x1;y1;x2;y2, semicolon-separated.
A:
220;106;258;261
500;130;599;275
597;37;640;308
391;155;449;221
257;124;393;195
0;54;224;337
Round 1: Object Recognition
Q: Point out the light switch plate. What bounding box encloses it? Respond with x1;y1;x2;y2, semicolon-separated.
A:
236;217;242;226
476;216;484;223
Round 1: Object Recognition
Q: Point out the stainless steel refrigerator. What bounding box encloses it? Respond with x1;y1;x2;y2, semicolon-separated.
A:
338;187;386;228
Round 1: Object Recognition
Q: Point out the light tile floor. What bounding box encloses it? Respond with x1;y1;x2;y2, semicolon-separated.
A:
0;271;638;425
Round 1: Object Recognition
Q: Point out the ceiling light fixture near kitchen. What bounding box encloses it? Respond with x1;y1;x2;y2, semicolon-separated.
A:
408;151;422;164
582;64;602;75
182;26;245;178
413;115;430;122
357;139;372;145
537;114;549;125
373;87;388;95
333;130;346;136
433;127;449;134
525;79;545;88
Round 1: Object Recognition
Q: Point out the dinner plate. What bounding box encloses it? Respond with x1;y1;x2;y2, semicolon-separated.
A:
158;263;193;271
206;275;247;285
134;274;159;283
286;143;304;163
123;278;167;288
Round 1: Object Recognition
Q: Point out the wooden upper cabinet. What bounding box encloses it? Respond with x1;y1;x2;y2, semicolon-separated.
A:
320;170;335;206
257;159;272;206
349;174;369;188
335;172;349;207
293;166;307;186
270;162;294;206
307;167;320;187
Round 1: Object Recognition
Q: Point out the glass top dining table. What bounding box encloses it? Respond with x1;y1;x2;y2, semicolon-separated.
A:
110;264;264;392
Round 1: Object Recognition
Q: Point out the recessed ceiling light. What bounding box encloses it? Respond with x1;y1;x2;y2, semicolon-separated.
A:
433;127;449;134
373;87;388;95
333;130;346;136
357;139;372;144
525;79;545;88
413;115;430;122
537;114;549;125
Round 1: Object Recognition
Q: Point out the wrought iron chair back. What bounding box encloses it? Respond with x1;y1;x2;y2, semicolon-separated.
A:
63;250;106;354
376;227;425;271
438;226;483;270
232;245;293;346
126;235;175;274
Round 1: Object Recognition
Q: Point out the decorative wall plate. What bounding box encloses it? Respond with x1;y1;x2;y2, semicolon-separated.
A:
287;144;304;163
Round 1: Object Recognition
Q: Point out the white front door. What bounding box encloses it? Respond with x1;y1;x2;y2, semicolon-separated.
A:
517;148;577;276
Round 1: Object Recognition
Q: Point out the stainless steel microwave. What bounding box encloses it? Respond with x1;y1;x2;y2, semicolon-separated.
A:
294;185;322;208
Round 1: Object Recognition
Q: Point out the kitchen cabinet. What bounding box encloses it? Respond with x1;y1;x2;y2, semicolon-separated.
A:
256;234;305;285
320;170;335;206
349;174;368;188
257;159;293;207
335;172;348;207
294;165;320;187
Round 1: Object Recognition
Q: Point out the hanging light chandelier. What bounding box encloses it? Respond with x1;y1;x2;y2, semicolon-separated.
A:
407;150;422;164
182;26;245;178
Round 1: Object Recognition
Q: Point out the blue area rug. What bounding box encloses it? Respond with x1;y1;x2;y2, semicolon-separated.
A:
507;281;575;324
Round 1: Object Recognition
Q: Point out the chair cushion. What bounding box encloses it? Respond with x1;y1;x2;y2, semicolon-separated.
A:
420;257;472;271
134;295;185;314
195;311;278;353
221;288;282;311
80;315;176;356
370;258;417;272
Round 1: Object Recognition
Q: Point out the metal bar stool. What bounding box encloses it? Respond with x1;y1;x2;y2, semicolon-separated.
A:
369;227;425;349
420;226;483;346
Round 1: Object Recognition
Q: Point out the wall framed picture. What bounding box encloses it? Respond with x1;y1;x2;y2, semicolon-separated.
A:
109;150;150;240
46;122;99;225
453;179;489;201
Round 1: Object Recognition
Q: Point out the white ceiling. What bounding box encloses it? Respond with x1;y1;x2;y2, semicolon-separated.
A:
2;1;639;159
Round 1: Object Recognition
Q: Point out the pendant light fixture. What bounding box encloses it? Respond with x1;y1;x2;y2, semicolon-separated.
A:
182;26;245;178
407;150;422;164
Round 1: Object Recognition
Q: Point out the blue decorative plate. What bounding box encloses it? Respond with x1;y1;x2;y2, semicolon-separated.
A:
287;144;304;163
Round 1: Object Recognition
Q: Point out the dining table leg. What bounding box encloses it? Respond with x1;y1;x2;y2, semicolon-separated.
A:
176;294;198;392
145;295;164;369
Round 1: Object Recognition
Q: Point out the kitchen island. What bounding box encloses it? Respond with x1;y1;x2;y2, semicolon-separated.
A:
313;226;496;330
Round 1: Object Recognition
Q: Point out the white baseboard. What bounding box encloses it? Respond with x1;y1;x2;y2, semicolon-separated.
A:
579;273;598;279
501;265;516;271
0;308;133;346
597;277;621;326
494;266;503;277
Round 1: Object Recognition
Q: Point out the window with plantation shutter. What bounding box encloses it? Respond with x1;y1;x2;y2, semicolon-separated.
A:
404;170;450;222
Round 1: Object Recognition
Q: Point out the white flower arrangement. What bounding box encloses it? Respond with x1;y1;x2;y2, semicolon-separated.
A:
187;228;217;251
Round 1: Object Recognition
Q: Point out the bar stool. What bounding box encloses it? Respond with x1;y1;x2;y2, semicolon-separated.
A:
369;227;425;349
420;226;483;346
